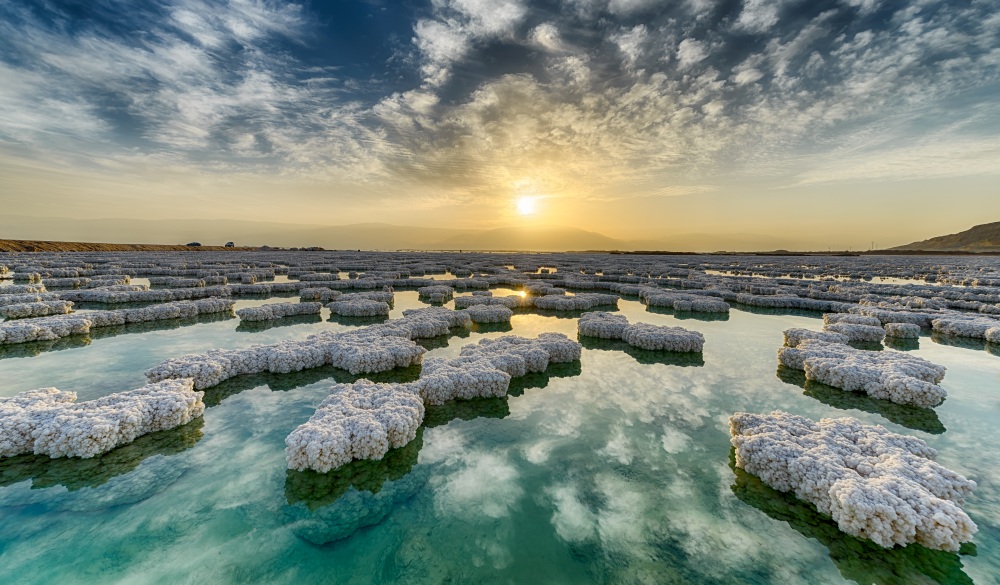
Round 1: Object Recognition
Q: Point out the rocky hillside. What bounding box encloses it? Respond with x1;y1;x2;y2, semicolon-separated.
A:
891;222;1000;252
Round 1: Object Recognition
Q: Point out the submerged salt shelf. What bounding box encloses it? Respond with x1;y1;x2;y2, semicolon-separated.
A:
730;411;977;551
1;250;1000;584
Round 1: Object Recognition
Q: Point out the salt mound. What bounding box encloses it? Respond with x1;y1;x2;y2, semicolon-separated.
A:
824;313;882;327
885;323;921;339
0;300;74;319
778;340;947;408
577;312;704;353
327;299;390;317
236;302;323;322
622;323;705;352
824;322;887;343
285;380;424;472
1;380;204;459
932;315;1000;340
464;304;513;323
783;328;849;348
578;311;629;339
418;333;581;405
417;285;454;303
533;293;618;311
730;411;977;551
0;298;234;345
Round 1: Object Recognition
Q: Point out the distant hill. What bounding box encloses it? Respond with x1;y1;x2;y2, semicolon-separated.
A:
0;240;255;252
891;221;1000;252
0;215;783;252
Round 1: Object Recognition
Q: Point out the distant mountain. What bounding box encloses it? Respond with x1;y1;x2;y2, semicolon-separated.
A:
891;221;1000;252
427;225;658;252
0;215;783;252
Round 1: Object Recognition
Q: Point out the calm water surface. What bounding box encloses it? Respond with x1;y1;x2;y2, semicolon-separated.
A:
0;291;998;584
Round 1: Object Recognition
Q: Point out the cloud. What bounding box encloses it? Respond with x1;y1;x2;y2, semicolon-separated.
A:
1;0;999;219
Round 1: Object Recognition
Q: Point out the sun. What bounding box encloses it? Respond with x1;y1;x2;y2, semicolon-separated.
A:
516;196;537;215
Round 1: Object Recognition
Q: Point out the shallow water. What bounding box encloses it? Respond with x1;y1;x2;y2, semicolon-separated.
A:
1;291;998;584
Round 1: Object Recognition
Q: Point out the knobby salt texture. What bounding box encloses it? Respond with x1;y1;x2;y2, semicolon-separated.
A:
285;380;424;473
1;380;204;459
577;312;704;352
730;411;977;551
236;302;322;322
285;333;582;471
778;339;947;408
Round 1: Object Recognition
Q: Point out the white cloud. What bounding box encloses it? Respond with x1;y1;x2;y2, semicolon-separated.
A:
676;38;708;69
612;25;649;70
734;0;780;33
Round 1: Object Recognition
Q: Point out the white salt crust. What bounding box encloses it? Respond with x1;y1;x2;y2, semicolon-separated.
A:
823;322;888;343
236;302;322;322
884;322;921;339
577;311;630;339
327;299;390;317
782;328;849;348
0;300;74;319
284;333;581;471
0;380;204;459
463;304;513;323
730;411;977;551
931;315;1000;341
823;313;883;327
146;308;484;389
0;298;234;345
285;380;424;472
778;339;947;408
577;312;705;352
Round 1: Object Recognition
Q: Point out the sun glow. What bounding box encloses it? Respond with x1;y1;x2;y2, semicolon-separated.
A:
516;196;537;215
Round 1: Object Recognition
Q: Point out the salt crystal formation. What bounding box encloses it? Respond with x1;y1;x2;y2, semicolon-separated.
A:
823;313;883;327
327;298;390;317
577;311;630;339
623;323;705;352
13;273;42;283
778;339;947;408
823;322;887;343
1;380;204;459
0;298;234;345
300;288;343;302
145;310;482;388
782;328;849;348
577;312;705;352
643;291;730;313
284;333;581;471
464;304;513;323
931;315;1000;342
285;380;424;472
0;300;74;319
729;411;977;551
532;293;618;311
884;322;921;339
417;333;582;405
236;302;322;322
417;285;454;303
454;294;530;309
1;284;46;295
0;293;62;307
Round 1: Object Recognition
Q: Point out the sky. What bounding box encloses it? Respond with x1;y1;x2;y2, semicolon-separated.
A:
1;0;999;249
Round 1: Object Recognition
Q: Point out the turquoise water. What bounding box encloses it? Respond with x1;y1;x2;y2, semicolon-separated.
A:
1;291;998;584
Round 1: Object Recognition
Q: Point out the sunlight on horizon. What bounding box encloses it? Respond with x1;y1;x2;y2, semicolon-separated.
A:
516;196;537;216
